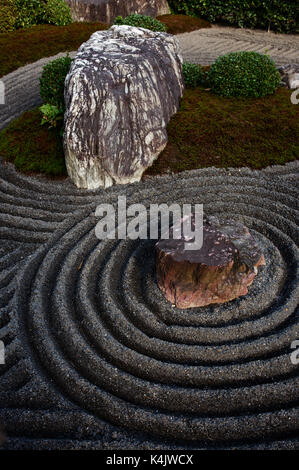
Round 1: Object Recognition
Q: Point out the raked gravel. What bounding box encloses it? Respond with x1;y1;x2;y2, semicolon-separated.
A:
0;24;298;450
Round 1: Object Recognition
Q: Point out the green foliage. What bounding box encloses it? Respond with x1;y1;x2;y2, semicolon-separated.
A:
39;55;72;108
40;0;72;26
168;0;197;16
14;0;72;29
113;15;123;25
40;103;63;128
168;1;298;33
113;14;167;32
15;0;41;28
0;0;17;32
182;62;203;88
208;52;281;98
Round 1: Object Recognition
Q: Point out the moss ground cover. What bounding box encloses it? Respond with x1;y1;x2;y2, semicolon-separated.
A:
0;108;65;177
0;15;212;77
0;22;108;77
0;87;297;179
157;14;210;34
146;87;298;175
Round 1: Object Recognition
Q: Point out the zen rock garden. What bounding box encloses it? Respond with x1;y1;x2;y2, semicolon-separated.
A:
64;25;266;310
0;0;298;452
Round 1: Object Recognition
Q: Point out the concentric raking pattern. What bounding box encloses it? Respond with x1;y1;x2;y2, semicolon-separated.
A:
0;159;298;449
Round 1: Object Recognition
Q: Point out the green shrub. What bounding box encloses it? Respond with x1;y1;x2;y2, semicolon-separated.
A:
114;14;167;32
15;0;41;28
182;62;203;88
40;103;63;128
208;51;281;98
39;55;72;109
168;1;298;33
0;0;17;32
40;0;72;26
168;0;197;16
15;0;72;29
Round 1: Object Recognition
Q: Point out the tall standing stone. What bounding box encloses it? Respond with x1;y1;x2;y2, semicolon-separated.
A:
64;25;184;189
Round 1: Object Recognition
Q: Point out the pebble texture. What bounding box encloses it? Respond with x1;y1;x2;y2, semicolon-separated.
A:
65;0;170;23
0;158;298;449
64;26;184;189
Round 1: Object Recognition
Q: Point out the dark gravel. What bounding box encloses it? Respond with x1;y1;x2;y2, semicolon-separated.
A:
0;158;298;450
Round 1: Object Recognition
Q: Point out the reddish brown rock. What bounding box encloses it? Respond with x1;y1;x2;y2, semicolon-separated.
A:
156;215;265;309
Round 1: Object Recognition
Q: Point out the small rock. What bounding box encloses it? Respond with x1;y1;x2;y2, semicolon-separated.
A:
289;73;299;90
156;215;265;309
277;64;299;89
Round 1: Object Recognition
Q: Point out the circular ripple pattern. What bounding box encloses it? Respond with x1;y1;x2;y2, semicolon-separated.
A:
13;168;299;445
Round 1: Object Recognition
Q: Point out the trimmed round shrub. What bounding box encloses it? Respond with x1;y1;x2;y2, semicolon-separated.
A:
114;14;167;32
208;52;281;98
182;62;203;88
39;55;72;109
0;0;17;32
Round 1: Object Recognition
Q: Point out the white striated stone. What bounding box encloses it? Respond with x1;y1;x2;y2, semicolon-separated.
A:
278;64;299;89
289;73;299;90
64;25;184;189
